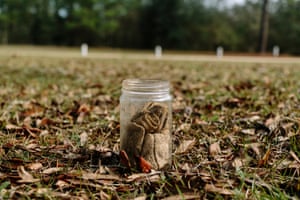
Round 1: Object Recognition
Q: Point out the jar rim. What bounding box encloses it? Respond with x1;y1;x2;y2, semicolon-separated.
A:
122;79;170;92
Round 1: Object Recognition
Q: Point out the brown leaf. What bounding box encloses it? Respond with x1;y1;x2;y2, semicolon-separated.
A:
133;195;147;200
76;104;90;123
126;171;161;183
21;101;44;117
232;158;243;169
241;129;255;135
209;142;221;158
17;166;40;183
35;188;72;199
204;184;234;195
42;167;63;175
1;158;25;170
5;124;23;131
37;117;56;127
175;123;191;132
0;172;6;179
80;131;88;146
175;139;196;154
258;148;271;167
249;143;262;158
138;156;152;173
223;98;241;108
78;103;90;113
65;179;103;190
290;150;300;164
76;112;86;123
288;161;300;169
22;124;41;138
120;150;131;169
55;180;70;189
100;191;112;200
81;172;119;181
26;162;43;171
161;193;200;200
180;163;194;173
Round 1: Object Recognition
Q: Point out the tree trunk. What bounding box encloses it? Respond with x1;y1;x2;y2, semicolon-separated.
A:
1;24;8;44
258;0;269;54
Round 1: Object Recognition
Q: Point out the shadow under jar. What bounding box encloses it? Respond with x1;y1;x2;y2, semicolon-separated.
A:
120;79;172;170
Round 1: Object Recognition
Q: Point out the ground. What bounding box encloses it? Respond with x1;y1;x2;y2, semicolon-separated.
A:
0;46;299;199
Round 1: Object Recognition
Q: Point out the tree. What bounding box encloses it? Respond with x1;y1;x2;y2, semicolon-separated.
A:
268;0;300;55
139;0;185;49
30;0;56;44
230;1;261;52
0;1;9;44
1;0;300;54
0;0;35;44
258;0;269;53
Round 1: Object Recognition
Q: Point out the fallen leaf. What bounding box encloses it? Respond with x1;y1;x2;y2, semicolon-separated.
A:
241;129;255;135
100;191;112;200
175;139;196;154
42;167;63;175
22;124;41;138
180;163;194;173
65;179;103;189
258;148;271;167
21;101;44;117
55;180;70;189
76;112;86;123
0;158;24;170
37;117;56;127
175;123;191;132
126;171;161;183
249;143;262;158
290;150;300;164
224;98;240;108
209;142;221;158
161;193;200;200
76;104;90;123
204;184;233;195
232;158;243;169
247;115;261;122
0;172;7;179
81;172;119;181
26;163;43;171
77;103;90;113
5;124;22;130
120;150;131;169
80;132;88;146
288;161;300;169
138;156;152;173
36;188;49;195
25;143;39;150
198;170;213;182
17;166;39;183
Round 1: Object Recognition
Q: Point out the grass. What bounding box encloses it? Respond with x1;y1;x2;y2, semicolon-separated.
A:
0;46;300;199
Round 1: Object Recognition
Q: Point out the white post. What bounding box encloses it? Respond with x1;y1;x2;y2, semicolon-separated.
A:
155;45;162;58
273;46;280;57
216;46;224;58
81;43;88;57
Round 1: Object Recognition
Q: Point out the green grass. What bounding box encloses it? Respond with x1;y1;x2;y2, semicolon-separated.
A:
0;47;300;199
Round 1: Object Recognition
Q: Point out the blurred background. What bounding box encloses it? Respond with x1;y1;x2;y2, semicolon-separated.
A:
0;0;299;55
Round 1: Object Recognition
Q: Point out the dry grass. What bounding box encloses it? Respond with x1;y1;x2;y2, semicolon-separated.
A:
0;46;299;199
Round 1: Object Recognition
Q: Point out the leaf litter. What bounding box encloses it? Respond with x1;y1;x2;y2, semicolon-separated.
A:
0;56;300;199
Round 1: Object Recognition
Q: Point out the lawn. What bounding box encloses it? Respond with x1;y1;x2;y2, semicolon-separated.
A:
0;46;300;199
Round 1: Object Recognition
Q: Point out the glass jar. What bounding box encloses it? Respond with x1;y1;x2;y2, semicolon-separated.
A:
120;79;172;170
